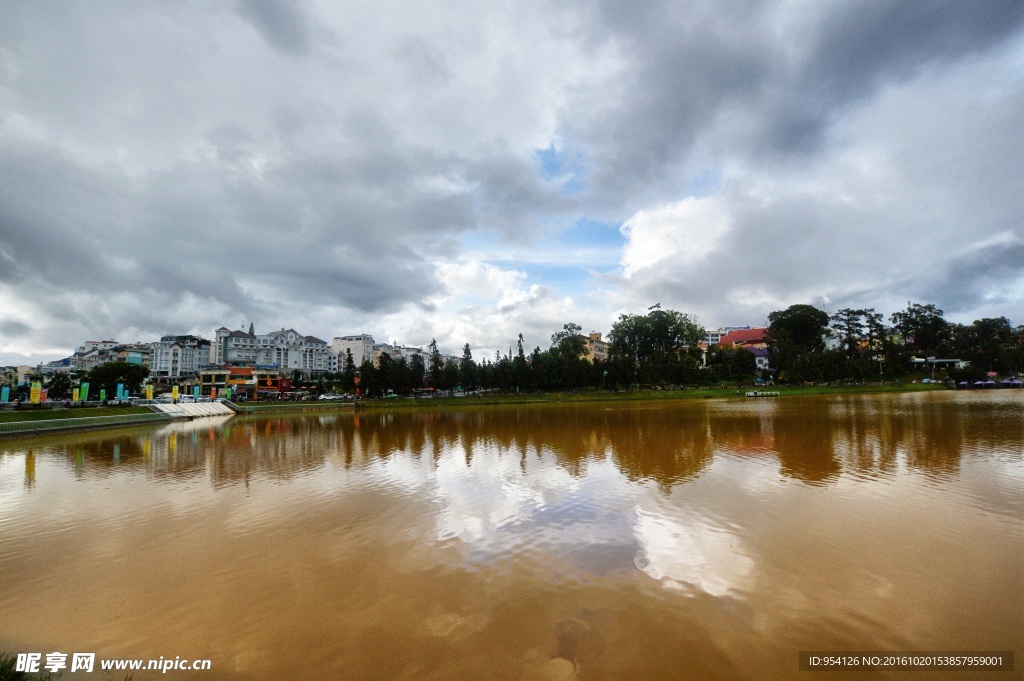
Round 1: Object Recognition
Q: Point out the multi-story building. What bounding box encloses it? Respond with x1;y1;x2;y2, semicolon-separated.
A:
211;326;329;378
72;340;119;372
149;335;211;381
330;334;375;369
112;344;151;366
39;358;74;375
1;365;35;387
576;332;610;363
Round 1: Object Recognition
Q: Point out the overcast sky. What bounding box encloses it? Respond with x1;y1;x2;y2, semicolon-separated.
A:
2;0;1023;365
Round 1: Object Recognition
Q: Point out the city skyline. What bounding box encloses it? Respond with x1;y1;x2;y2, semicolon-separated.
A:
2;1;1023;366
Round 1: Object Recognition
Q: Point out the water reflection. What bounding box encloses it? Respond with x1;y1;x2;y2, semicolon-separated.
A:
0;392;1021;681
2;392;1022;492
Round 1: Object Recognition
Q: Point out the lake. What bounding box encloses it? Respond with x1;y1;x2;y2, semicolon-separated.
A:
1;391;1021;679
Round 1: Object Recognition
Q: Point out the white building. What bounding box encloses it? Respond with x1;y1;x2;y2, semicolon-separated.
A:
149;335;211;380
72;340;119;372
212;326;329;377
330;334;375;369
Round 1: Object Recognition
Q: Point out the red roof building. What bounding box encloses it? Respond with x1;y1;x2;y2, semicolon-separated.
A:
718;327;768;349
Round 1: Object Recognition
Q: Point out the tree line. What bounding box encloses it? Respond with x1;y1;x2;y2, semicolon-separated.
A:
11;301;1022;400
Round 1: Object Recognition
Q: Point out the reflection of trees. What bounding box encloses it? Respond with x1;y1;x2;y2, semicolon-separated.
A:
770;401;841;485
3;394;1007;489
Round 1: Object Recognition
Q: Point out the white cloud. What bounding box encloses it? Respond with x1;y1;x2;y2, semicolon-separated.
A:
620;197;731;278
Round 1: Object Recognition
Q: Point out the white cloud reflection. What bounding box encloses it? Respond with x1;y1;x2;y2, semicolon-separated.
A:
633;508;753;596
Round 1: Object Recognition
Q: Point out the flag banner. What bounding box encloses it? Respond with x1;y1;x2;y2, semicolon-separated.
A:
30;382;41;404
116;383;124;399
72;389;79;402
171;386;179;400
0;386;9;402
146;385;153;400
193;386;200;399
99;389;106;401
80;382;90;401
40;388;48;403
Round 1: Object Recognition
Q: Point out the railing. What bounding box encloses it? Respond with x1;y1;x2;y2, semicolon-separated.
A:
0;412;173;435
745;391;781;397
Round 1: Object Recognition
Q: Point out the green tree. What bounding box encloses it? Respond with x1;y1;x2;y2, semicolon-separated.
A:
512;333;529;391
460;343;477;390
768;304;830;352
428;338;443;386
84;362;150;397
607;306;705;386
341;349;356;390
830;308;865;359
889;302;950;355
46;373;73;399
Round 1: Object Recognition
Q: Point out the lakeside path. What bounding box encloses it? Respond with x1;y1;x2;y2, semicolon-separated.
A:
0;383;950;434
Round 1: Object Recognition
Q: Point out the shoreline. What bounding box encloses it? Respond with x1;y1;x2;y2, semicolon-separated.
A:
0;383;956;437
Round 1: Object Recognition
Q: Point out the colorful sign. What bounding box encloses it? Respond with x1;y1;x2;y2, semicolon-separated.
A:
39;388;48;403
29;382;41;404
0;386;8;403
72;388;79;402
193;386;200;399
211;387;217;399
171;385;179;400
145;385;153;400
99;389;106;401
116;383;124;400
224;388;232;399
79;382;89;402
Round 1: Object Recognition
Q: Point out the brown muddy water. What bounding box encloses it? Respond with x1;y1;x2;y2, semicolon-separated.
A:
1;391;1021;680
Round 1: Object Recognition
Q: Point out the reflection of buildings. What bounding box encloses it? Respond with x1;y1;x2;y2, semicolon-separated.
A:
9;395;995;493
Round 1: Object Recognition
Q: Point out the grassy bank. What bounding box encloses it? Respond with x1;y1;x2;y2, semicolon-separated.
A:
353;382;948;411
0;405;153;424
0;383;949;426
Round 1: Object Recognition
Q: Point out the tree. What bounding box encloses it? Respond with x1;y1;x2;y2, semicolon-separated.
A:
889;302;950;355
607;307;705;387
768;304;830;352
428;338;443;385
550;323;587;358
460;343;477;390
46;373;73;399
342;349;356;391
84;362;150;397
512;333;529;391
830;308;866;359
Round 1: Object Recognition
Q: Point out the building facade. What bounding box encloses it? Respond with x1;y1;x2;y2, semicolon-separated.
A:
330;335;375;369
212;326;329;377
149;335;211;380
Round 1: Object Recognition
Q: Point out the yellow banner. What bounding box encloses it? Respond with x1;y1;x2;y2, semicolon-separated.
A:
29;382;41;404
171;386;179;400
146;385;154;400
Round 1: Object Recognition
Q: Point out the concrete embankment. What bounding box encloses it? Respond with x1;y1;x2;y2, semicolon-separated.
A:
0;400;238;438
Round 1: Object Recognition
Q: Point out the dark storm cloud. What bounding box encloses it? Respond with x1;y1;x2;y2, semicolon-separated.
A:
924;237;1024;314
0;319;31;337
566;0;1024;200
236;0;313;56
771;0;1024;153
0;0;1021;362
